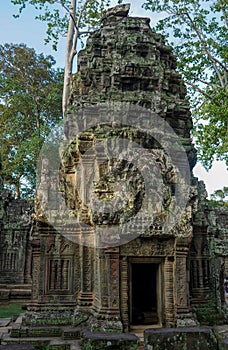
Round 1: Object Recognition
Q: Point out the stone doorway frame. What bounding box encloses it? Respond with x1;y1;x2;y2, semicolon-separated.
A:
129;259;162;326
120;256;164;331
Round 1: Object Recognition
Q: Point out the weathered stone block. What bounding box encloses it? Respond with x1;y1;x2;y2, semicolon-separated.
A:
49;339;71;350
0;346;35;350
63;327;82;340
144;327;218;350
0;290;10;301
26;326;62;338
220;338;228;350
81;331;140;350
0;318;11;327
10;325;21;338
0;187;32;302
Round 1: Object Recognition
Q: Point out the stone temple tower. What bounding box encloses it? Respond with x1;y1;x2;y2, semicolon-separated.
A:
28;4;227;333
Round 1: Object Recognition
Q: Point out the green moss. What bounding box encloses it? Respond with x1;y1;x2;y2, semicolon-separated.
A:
92;327;121;333
83;342;93;350
195;303;225;325
0;302;24;318
25;317;73;326
82;340;139;350
73;314;89;326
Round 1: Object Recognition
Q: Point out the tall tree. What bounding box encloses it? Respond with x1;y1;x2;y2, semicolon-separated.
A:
143;0;228;169
0;43;63;198
208;186;228;207
11;0;122;115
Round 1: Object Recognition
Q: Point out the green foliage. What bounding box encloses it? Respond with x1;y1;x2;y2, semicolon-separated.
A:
0;303;24;318
11;0;119;51
0;43;63;198
9;1;227;169
208;186;228;207
143;0;228;169
194;87;228;168
195;303;225;325
10;0;124;115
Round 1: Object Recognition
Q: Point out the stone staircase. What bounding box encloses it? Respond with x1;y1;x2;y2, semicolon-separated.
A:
1;333;81;349
0;316;143;350
0;316;82;350
2;317;228;350
0;285;31;302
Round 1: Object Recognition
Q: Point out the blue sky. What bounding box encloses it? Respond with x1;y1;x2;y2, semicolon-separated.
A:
1;0;227;196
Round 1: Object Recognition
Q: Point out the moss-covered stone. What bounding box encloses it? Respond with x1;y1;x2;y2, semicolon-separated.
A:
81;331;140;350
144;327;218;350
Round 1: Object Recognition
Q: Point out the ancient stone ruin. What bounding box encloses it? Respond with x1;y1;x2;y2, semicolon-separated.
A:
0;165;33;302
0;3;227;349
27;3;227;331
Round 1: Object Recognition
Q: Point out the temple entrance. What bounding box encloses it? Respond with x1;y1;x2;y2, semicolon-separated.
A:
130;262;159;325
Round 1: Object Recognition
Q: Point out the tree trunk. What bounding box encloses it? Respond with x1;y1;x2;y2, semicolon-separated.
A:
15;181;20;199
62;0;77;116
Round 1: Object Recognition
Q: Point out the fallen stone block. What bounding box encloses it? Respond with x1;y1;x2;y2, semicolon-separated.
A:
81;330;140;350
144;327;218;350
220;338;228;350
0;345;35;350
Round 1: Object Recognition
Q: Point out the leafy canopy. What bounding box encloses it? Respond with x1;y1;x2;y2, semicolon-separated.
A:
208;186;228;207
143;0;228;169
11;0;119;51
0;43;63;198
10;0;123;114
10;0;227;169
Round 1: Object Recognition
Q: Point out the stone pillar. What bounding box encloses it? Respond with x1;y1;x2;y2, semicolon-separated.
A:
176;238;190;313
105;247;120;316
24;234;32;284
190;233;210;304
120;256;128;331
31;239;40;302
77;242;94;309
96;248;120;316
163;256;176;327
94;247;122;332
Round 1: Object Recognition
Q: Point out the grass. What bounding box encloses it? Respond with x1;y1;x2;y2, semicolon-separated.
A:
0;303;24;318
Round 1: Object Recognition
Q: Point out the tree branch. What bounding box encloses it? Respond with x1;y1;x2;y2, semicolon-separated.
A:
197;78;220;92
160;8;227;87
185;80;220;105
221;6;228;29
70;0;91;75
62;0;77;116
184;12;227;76
57;0;79;31
212;61;225;88
78;30;93;35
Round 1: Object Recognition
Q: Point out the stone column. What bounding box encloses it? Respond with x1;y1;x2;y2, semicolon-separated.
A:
176;238;190;313
31;239;40;302
163;256;176;327
105;247;120;316
120;256;128;331
95;247;122;332
77;234;94;309
96;248;120;316
190;233;210;304
24;230;32;284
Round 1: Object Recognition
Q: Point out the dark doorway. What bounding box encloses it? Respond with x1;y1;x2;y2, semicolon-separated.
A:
131;263;158;325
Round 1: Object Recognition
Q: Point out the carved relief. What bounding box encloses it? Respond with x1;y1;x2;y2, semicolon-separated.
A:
120;237;175;257
44;236;74;295
27;4;227;330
